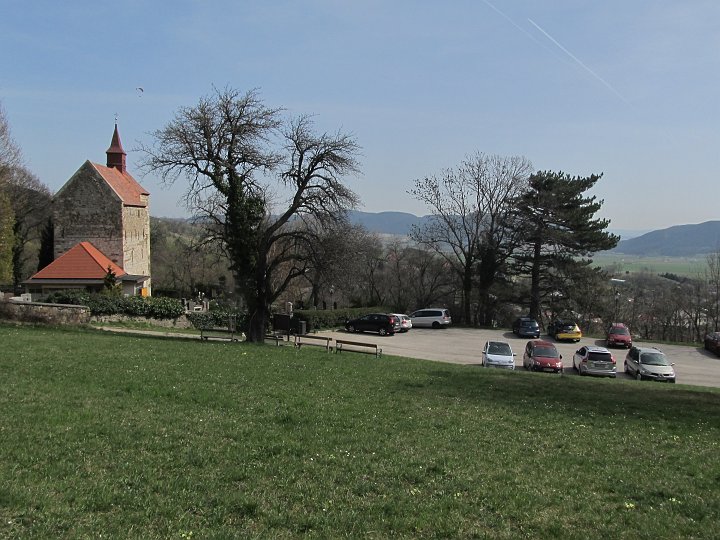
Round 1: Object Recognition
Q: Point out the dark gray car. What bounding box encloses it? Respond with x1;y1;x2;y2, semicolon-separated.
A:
512;317;540;338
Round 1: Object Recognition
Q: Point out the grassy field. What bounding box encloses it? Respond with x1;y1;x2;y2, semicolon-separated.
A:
593;252;708;277
1;324;719;538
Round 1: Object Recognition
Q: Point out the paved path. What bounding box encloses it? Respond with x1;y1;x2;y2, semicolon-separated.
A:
95;326;720;389
313;327;720;389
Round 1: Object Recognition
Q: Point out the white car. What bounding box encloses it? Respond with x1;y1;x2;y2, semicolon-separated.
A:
482;340;516;369
410;308;452;328
392;314;412;332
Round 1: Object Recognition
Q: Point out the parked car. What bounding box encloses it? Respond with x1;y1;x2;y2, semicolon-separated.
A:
624;346;676;383
704;332;720;356
573;345;616;377
606;322;632;348
482;340;516;369
547;319;582;342
410;308;452;328
345;313;397;336
523;340;563;373
512;317;540;338
392;314;412;332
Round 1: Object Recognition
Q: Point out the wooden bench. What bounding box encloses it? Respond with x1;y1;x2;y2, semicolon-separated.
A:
200;327;243;342
335;339;382;358
264;332;287;346
294;334;332;352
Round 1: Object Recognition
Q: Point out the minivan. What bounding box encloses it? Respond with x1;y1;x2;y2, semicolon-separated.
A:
409;308;452;328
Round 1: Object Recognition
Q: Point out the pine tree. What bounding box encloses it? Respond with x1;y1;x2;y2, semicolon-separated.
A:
513;171;619;320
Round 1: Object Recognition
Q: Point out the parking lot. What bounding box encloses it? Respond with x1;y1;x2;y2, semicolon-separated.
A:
317;326;720;388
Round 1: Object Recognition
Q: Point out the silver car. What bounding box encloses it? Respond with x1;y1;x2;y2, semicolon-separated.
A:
573;345;616;377
482;340;516;370
391;314;412;332
409;308;452;329
624;346;676;383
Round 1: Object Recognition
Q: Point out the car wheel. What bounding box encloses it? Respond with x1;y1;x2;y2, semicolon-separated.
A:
573;359;578;372
348;325;356;333
624;362;629;374
432;321;440;329
636;371;642;381
378;328;387;336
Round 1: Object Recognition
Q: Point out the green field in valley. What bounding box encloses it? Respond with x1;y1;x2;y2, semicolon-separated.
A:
593;252;709;277
1;324;719;538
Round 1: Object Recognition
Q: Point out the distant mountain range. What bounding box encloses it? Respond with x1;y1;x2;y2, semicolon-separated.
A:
612;221;720;257
346;211;720;257
346;211;434;235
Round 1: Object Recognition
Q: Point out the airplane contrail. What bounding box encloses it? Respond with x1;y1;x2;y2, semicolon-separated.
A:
481;0;541;45
527;18;630;104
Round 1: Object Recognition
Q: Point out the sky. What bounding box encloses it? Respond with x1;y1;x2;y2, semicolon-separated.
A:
1;0;719;232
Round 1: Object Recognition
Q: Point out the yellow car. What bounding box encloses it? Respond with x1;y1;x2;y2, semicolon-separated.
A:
548;319;582;342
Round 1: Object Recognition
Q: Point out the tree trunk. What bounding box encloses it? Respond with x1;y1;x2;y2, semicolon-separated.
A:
529;240;542;320
462;266;472;326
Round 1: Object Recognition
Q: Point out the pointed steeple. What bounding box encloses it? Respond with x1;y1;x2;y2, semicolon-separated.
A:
106;123;127;173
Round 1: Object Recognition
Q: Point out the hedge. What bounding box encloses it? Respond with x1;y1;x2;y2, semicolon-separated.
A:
290;306;393;333
186;309;249;330
43;291;185;320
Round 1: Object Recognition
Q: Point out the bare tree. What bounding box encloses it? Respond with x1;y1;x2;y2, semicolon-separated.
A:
5;166;51;285
705;249;720;332
0;103;52;286
140;88;360;341
0;104;22;179
409;153;531;325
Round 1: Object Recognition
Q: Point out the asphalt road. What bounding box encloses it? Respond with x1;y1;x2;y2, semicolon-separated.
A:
315;326;720;389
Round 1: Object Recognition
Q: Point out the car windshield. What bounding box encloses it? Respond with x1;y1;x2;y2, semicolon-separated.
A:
488;342;512;355
641;352;670;366
610;327;629;335
521;321;537;327
588;352;612;362
534;346;559;358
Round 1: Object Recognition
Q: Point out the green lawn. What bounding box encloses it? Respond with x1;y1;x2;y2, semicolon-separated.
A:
1;324;719;538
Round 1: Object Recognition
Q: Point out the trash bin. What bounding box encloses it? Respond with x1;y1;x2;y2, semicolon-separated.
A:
298;320;307;335
273;313;291;332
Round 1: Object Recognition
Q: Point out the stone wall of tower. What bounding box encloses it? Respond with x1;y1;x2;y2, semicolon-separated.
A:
53;161;124;266
122;199;151;292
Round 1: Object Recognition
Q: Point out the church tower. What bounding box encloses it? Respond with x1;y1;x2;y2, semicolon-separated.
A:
52;124;152;295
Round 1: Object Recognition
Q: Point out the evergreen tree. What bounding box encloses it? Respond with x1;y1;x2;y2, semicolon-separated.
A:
513;171;619;321
0;190;13;284
37;217;54;271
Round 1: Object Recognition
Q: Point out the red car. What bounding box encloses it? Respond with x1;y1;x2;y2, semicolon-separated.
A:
606;323;632;349
705;332;720;356
522;340;563;373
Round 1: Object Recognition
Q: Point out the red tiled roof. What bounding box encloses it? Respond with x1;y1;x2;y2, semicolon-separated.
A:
31;242;126;280
91;162;149;207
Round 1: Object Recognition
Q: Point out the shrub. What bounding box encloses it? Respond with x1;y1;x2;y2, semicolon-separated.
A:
187;309;248;330
146;297;185;319
44;290;91;306
44;292;185;320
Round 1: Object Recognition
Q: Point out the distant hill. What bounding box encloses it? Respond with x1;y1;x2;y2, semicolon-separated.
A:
153;212;717;257
346;210;435;235
613;221;720;256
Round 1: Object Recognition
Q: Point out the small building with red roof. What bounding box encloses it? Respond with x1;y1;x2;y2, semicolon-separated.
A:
28;124;152;295
23;241;147;295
